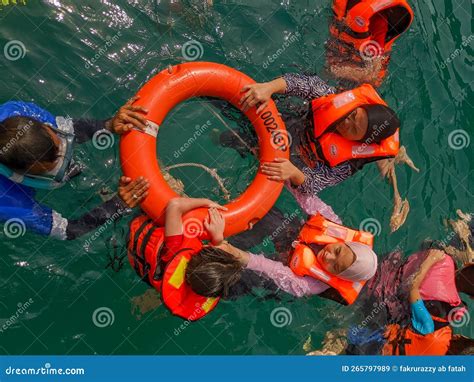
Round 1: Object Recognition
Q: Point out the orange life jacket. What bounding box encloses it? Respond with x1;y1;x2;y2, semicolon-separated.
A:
328;0;414;85
127;215;219;321
289;213;374;304
382;316;452;355
308;84;399;167
331;0;413;53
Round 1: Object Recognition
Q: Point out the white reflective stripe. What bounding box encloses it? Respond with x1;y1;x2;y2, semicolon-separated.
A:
371;0;394;13
50;210;68;240
310;266;331;282
326;226;348;240
332;91;356;109
352;145;376;156
9;172;24;183
142;121;160;138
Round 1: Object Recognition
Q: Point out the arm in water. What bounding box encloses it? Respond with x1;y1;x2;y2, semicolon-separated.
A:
292;162;353;196
239;73;336;113
409;250;446;335
283;73;337;100
73;96;149;143
217;242;329;297
65;177;149;241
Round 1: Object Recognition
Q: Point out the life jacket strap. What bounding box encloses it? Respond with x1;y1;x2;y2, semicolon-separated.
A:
331;19;371;40
130;218;153;281
138;224;160;281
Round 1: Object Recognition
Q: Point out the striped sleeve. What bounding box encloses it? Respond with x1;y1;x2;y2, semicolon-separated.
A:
283;73;336;100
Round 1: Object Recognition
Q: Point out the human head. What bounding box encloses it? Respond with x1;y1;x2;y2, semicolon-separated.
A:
0;116;60;174
336;105;399;143
455;263;474;298
186;247;243;298
317;242;378;282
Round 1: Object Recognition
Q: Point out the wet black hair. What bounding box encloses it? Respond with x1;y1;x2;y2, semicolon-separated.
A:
186;247;243;298
0;116;59;172
361;105;399;144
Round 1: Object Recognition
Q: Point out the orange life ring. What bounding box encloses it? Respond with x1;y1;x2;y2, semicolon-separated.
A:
120;62;289;239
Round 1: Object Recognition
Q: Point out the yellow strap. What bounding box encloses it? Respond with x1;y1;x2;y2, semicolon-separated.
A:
201;298;217;313
168;257;189;289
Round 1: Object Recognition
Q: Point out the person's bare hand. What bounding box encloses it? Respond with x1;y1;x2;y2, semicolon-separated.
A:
202;199;228;211
109;96;149;134
204;208;225;245
239;83;274;114
261;158;299;182
118;176;149;208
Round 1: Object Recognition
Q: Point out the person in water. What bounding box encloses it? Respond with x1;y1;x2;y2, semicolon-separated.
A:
0;97;149;240
326;0;414;87
128;195;378;320
220;73;400;217
346;249;473;355
383;253;473;355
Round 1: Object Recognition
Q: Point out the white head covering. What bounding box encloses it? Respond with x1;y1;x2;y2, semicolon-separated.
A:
338;242;378;282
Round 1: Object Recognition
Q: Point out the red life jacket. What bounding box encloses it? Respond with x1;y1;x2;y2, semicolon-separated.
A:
307;84;399;167
331;0;414;53
382;316;452;355
327;0;413;85
289;213;374;304
127;215;219;321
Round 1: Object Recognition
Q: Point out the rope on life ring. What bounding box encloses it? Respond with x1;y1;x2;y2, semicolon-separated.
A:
163;162;231;201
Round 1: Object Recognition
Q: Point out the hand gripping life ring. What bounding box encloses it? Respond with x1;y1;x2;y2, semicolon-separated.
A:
120;62;289;239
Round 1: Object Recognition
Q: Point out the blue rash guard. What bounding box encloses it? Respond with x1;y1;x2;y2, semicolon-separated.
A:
0;175;55;236
0;101;63;237
0;101;128;240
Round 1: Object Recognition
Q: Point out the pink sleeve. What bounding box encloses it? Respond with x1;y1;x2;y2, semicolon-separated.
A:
246;253;330;297
285;182;342;224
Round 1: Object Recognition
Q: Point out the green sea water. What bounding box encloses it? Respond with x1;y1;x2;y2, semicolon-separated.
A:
0;0;472;355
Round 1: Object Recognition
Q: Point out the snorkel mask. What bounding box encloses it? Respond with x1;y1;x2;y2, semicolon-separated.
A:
0;116;81;190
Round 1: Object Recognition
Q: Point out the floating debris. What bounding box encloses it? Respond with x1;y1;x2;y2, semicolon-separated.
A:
443;210;473;264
